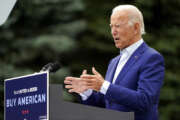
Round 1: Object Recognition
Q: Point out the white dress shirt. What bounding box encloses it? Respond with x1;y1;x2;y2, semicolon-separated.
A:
80;39;144;100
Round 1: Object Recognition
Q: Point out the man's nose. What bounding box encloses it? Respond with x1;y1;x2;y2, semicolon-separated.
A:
111;28;117;36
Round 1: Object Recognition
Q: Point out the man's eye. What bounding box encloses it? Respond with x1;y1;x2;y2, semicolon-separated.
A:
110;24;121;28
115;24;120;28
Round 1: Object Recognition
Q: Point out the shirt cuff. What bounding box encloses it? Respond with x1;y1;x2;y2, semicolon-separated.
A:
79;89;93;101
100;81;110;95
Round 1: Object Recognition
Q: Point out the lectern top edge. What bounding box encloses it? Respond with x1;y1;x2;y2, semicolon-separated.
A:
4;71;49;81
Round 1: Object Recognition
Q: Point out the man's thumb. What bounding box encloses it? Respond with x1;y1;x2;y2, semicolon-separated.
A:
92;67;100;76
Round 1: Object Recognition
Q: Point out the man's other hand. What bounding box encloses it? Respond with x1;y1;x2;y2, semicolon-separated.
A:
80;67;105;92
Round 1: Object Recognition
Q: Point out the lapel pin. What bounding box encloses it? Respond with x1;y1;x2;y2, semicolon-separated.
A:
135;56;138;59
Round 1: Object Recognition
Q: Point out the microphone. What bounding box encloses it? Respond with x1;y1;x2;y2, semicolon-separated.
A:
40;61;61;73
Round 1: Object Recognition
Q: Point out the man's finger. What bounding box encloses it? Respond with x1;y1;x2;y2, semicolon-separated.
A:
65;77;81;81
65;77;80;81
81;74;96;79
65;85;73;89
64;77;79;84
64;80;72;84
68;89;80;93
68;89;75;93
82;79;93;85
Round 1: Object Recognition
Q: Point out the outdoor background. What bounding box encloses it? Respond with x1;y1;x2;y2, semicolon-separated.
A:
0;0;180;120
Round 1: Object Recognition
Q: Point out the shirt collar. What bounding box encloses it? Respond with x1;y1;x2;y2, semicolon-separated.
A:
120;39;144;56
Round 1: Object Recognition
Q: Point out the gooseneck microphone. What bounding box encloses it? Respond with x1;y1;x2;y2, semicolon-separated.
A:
40;61;61;73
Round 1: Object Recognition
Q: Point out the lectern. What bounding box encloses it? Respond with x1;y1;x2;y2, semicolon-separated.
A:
4;72;134;120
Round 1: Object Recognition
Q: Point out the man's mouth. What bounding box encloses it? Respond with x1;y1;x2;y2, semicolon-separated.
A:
114;38;120;41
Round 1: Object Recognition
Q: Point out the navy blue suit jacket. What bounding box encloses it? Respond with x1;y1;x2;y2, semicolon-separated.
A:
82;42;165;120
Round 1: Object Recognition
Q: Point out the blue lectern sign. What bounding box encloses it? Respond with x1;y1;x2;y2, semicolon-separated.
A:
4;72;49;120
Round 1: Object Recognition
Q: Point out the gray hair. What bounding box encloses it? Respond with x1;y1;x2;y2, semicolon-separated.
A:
112;5;145;35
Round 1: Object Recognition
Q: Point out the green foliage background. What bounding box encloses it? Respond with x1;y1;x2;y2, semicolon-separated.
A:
0;0;180;120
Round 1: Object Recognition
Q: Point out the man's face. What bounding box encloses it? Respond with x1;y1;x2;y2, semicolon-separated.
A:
110;11;136;49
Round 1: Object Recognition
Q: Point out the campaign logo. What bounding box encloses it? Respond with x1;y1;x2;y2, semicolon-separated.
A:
0;0;17;25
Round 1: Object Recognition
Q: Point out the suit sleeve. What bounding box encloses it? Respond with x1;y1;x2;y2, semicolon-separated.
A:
105;53;165;112
81;91;105;108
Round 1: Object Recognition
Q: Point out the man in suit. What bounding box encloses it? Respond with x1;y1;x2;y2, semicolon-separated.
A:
64;4;164;120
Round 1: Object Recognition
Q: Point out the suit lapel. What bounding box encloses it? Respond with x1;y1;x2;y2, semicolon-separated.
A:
106;55;121;83
115;42;148;84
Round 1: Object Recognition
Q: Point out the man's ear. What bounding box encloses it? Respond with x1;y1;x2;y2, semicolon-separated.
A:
0;0;17;26
134;22;140;34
